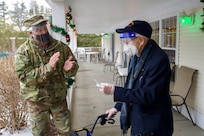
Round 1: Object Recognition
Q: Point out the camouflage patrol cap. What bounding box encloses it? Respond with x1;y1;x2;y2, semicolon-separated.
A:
23;14;48;27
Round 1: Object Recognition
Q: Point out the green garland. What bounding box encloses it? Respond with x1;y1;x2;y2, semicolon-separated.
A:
66;6;76;29
50;25;68;36
49;16;68;35
65;77;75;88
50;23;75;39
69;24;76;29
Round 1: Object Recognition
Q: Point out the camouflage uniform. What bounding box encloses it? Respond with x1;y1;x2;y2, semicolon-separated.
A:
15;35;79;135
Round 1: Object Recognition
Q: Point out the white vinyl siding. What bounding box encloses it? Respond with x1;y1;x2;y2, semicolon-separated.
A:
179;7;204;116
148;5;204;128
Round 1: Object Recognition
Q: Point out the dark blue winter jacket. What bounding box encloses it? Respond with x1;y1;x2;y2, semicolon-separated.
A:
114;39;173;136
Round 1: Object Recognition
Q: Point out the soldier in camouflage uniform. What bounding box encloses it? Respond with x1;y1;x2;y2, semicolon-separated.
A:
14;15;79;136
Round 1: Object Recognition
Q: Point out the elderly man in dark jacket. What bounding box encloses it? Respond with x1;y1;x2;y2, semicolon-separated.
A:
97;20;173;136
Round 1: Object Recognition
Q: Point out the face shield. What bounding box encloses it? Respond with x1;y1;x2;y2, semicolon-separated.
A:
120;32;138;57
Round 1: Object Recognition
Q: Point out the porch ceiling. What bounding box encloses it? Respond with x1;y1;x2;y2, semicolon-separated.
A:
69;0;167;34
48;0;202;34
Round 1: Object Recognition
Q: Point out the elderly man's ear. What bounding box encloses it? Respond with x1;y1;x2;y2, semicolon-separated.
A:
138;36;148;46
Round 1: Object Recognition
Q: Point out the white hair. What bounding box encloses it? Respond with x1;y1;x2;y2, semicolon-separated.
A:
136;33;149;40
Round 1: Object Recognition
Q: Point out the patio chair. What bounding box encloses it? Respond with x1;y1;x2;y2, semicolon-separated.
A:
114;67;128;86
77;48;86;62
170;66;197;125
103;51;119;72
113;67;119;81
169;63;176;93
170;63;176;82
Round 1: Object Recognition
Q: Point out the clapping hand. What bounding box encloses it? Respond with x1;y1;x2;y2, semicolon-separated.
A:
49;52;60;68
63;56;76;71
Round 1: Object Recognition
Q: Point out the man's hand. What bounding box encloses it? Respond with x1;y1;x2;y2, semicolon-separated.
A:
49;52;60;68
105;108;118;119
96;83;115;95
64;56;75;71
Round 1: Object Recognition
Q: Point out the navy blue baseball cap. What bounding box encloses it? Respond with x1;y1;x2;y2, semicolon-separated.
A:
116;20;152;38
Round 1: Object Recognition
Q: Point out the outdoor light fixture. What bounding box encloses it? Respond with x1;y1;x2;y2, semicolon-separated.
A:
200;8;204;32
102;33;109;37
179;10;194;25
179;16;194;25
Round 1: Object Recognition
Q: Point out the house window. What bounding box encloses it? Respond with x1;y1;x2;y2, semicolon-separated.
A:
161;16;177;63
150;21;159;44
162;16;177;48
150;16;177;64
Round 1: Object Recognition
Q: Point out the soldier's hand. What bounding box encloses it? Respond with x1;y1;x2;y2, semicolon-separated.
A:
64;56;75;71
49;52;60;68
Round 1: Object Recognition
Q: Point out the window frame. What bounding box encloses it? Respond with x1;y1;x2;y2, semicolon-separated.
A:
150;16;178;64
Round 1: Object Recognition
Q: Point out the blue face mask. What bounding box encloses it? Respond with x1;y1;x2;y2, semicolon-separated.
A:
35;32;51;43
